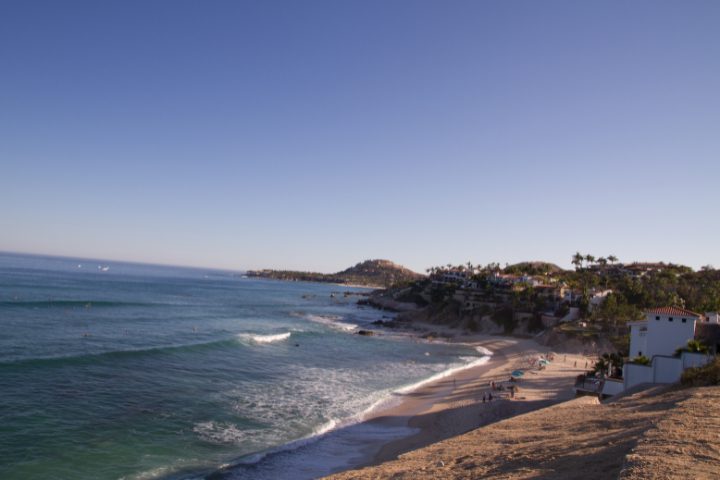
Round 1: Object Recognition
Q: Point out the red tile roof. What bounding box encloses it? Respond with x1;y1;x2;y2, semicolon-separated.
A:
647;306;701;318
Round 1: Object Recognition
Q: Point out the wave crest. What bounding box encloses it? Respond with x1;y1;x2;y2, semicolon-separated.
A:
237;332;291;344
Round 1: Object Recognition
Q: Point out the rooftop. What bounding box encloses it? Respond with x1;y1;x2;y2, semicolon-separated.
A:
647;306;702;318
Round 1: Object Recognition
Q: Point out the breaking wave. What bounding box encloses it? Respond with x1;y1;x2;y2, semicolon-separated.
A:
236;332;292;345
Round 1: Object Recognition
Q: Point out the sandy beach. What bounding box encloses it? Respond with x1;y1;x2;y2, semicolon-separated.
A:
326;332;596;476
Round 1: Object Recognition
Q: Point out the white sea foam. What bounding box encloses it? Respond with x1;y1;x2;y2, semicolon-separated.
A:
217;349;494;479
475;345;494;356
303;314;358;332
395;354;492;394
193;421;261;445
236;332;291;344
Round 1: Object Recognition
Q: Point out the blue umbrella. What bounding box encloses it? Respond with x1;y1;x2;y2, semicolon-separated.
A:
511;370;525;377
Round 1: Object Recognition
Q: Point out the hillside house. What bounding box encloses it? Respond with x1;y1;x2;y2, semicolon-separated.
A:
628;307;699;359
432;269;471;286
624;306;713;391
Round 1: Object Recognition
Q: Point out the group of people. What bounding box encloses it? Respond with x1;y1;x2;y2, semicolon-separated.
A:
481;380;517;403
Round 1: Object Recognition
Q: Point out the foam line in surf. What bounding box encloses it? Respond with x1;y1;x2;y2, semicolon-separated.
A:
303;313;358;332
395;354;492;394
212;350;493;475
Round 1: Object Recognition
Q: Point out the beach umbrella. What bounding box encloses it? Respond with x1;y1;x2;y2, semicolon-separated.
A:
538;359;551;366
511;370;524;377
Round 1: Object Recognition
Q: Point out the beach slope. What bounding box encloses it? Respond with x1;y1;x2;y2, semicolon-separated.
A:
326;385;720;479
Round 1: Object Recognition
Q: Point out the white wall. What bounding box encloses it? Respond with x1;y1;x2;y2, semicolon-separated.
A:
682;352;712;369
601;379;625;396
624;363;654;390
629;323;648;358
619;348;714;395
646;313;697;358
653;356;683;383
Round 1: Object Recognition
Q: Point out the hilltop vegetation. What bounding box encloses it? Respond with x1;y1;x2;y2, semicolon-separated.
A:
246;259;423;288
377;254;720;353
503;261;564;276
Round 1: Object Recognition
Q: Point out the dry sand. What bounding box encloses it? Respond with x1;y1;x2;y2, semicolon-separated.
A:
619;386;720;479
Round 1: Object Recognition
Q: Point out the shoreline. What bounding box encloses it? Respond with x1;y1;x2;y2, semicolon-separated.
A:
211;316;597;480
323;330;597;478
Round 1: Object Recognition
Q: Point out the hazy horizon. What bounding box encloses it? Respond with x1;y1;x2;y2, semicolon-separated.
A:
2;1;719;273
1;248;715;276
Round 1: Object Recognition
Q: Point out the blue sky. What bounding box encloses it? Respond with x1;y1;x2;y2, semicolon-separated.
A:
1;1;719;273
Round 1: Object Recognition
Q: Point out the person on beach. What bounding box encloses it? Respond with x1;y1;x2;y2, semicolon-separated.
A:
488;392;493;401
482;393;486;403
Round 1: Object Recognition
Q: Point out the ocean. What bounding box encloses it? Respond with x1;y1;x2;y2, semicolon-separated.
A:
0;253;489;480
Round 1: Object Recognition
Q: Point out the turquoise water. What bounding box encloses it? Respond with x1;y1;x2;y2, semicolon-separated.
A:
0;253;485;479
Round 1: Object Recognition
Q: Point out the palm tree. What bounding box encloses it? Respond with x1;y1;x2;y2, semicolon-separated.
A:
585;254;596;266
607;255;618;265
572;252;584;271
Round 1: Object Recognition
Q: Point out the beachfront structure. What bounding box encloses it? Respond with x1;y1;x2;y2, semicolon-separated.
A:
624;307;713;390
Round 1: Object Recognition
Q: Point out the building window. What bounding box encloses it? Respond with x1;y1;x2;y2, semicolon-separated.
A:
655;316;660;320
682;318;686;323
669;317;673;322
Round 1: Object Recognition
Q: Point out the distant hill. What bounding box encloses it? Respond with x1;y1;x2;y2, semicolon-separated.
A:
246;259;423;288
503;261;565;275
337;260;424;287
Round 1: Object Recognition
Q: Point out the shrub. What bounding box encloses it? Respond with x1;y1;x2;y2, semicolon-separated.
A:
492;306;517;334
674;339;710;357
681;357;720;387
630;355;651;366
466;318;479;332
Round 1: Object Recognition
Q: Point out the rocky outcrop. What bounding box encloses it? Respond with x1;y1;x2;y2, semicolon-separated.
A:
247;259;423;288
359;294;420;312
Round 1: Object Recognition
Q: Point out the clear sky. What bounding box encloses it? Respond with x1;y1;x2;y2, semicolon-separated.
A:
1;1;719;273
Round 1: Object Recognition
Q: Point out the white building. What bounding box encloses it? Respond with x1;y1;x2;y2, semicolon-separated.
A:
624;306;712;391
628;306;700;359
